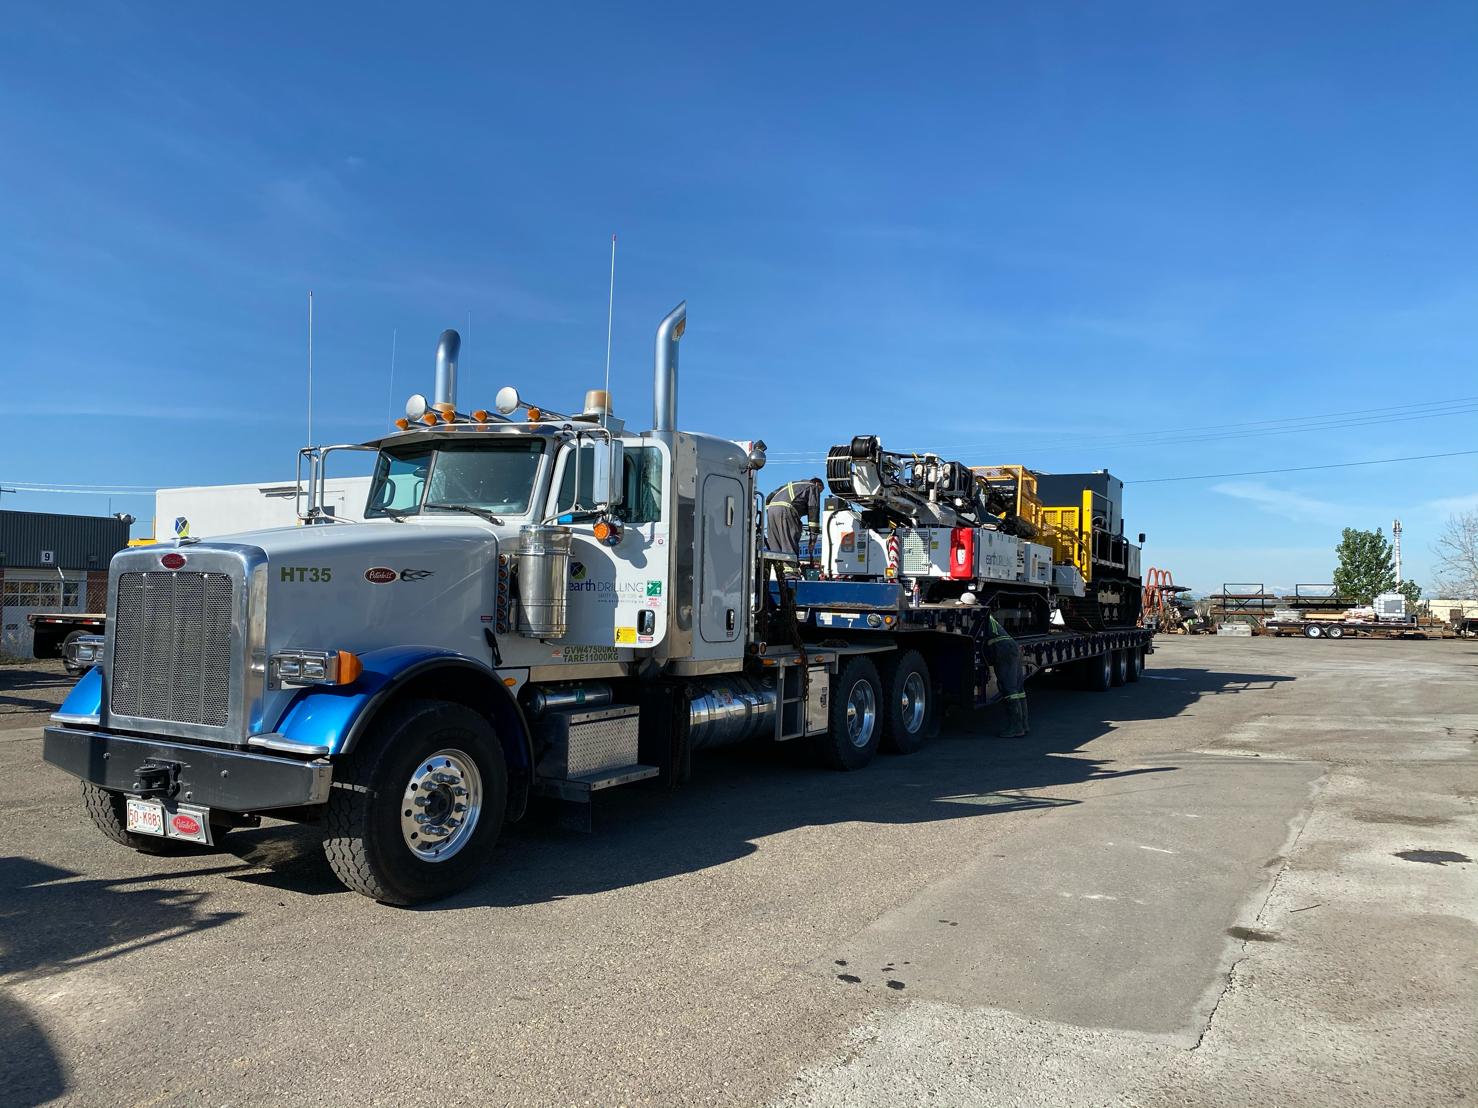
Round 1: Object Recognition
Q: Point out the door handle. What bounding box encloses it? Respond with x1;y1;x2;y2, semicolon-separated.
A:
726;608;736;632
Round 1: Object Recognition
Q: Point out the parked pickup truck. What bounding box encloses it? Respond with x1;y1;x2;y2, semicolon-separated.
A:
27;612;106;675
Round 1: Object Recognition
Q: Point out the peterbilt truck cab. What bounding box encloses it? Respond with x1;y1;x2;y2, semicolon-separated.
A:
44;303;787;904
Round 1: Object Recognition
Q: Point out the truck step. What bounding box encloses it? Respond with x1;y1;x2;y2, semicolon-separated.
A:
533;763;660;802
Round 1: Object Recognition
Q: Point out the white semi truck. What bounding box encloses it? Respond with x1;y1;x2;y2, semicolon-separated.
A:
45;304;1154;904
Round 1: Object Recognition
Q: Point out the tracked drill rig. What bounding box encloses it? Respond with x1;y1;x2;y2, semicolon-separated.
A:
819;436;1142;632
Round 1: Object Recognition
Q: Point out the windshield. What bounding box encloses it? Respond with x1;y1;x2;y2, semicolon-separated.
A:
366;439;545;518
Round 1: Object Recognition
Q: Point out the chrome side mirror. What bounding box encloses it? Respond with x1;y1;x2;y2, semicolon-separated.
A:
494;386;520;415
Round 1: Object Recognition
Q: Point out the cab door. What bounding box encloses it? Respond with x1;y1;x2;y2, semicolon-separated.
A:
698;473;745;643
545;439;671;650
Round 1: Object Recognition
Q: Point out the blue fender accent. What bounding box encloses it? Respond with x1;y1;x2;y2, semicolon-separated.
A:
273;646;499;757
55;666;103;720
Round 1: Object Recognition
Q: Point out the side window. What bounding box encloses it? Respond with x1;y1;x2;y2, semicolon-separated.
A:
622;447;663;524
553;444;664;524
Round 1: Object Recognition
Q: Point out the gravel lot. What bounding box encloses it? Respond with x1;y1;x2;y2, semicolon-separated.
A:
1;637;1474;1107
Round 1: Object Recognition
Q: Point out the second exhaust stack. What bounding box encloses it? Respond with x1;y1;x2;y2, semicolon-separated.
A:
434;329;461;413
652;302;686;432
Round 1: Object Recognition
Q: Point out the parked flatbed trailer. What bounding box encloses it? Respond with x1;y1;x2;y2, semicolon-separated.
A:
26;612;107;674
1265;618;1428;640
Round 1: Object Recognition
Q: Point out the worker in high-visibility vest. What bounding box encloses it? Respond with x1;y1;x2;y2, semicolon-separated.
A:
764;477;823;559
987;614;1028;738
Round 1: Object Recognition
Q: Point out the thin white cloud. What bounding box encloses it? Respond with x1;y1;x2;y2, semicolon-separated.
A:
1211;481;1346;524
1424;492;1478;515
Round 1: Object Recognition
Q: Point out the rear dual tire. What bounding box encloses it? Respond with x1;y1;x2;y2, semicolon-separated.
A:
879;650;935;756
816;656;884;771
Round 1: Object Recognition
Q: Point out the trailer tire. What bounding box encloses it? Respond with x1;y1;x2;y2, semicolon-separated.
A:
81;782;200;856
1304;624;1323;639
818;656;883;771
1079;651;1113;692
1110;650;1128;686
1126;648;1143;682
324;698;507;906
61;630;88;676
1326;625;1345;639
879;650;934;755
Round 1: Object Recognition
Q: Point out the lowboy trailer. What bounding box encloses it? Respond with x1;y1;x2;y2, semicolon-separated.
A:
44;302;1152;904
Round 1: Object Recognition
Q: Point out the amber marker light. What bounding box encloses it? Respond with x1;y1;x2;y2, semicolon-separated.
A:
472;410;489;423
592;520;613;543
422;412;438;425
335;651;363;685
526;407;542;423
395;418;410;430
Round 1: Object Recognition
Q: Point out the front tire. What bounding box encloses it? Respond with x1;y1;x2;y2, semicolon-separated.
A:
1110;649;1128;686
879;650;934;755
324;699;507;906
817;656;883;770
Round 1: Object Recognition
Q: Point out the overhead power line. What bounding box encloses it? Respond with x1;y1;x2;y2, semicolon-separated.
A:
1127;448;1478;484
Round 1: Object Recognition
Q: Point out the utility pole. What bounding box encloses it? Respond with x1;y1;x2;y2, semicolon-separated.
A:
1393;518;1403;583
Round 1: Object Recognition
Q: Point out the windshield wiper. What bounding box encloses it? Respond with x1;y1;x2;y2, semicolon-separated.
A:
424;503;503;525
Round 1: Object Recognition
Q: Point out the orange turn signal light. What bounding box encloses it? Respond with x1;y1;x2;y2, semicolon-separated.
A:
472;409;489;423
592;520;613;542
526;406;541;423
395;417;410;430
335;650;363;685
422;412;438;425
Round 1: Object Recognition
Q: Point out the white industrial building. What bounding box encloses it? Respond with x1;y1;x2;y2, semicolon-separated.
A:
152;478;372;540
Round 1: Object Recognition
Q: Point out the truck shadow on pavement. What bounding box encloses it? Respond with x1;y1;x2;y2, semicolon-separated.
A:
203;663;1295;908
13;663;1293;919
0;856;244;1107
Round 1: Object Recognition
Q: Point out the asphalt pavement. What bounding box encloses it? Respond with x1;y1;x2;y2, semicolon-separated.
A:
1;638;1474;1107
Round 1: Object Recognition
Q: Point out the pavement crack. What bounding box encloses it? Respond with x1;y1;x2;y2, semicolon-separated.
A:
1190;771;1324;1052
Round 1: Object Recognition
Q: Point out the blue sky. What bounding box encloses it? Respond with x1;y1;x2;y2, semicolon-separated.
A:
2;2;1475;593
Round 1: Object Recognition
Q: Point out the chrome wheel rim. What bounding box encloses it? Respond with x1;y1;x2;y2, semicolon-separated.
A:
400;749;482;863
846;679;878;748
899;671;927;734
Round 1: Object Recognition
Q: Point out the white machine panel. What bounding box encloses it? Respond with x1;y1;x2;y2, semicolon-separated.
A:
823;510;891;577
976;530;1021;583
1022;543;1053;586
1053;564;1086;597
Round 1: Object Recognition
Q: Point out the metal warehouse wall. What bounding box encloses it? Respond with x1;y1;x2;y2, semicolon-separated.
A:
0;510;132;570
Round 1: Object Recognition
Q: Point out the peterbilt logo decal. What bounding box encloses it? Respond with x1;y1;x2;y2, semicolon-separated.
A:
160;552;186;570
364;567;398;584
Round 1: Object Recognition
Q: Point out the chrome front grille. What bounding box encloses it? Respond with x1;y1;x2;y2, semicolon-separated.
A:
111;571;236;728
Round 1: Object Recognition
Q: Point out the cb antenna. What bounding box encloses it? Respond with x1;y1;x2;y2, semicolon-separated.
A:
306;290;314;443
603;233;616;429
385;328;398;427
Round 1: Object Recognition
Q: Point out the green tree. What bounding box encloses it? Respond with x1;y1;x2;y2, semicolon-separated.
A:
1396;578;1422;608
1332;527;1397;604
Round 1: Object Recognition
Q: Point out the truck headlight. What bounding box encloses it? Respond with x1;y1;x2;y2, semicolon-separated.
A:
270;650;363;688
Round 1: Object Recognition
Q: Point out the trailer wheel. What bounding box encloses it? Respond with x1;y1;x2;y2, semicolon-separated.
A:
1304;624;1324;639
879;650;934;755
1109;649;1128;686
818;656;883;770
81;782;199;856
1326;625;1345;639
1125;648;1143;682
1079;651;1113;692
324;698;507;906
61;630;88;676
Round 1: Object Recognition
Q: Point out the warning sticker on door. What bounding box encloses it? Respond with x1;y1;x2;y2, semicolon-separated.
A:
614;627;637;644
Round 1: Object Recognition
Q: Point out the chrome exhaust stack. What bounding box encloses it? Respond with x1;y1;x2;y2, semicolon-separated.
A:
652;301;686;433
434;329;461;413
